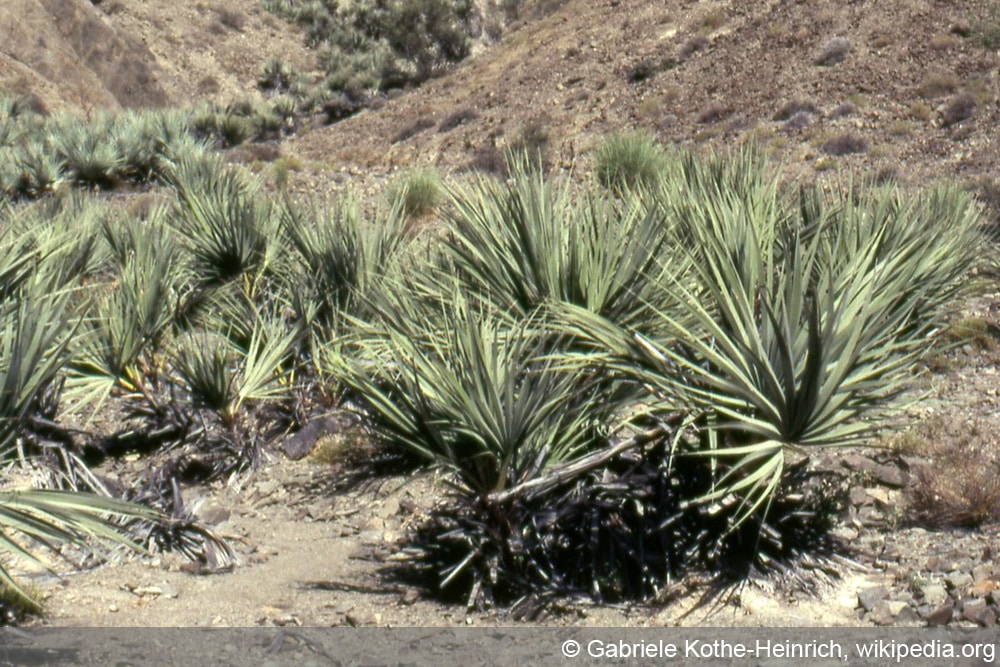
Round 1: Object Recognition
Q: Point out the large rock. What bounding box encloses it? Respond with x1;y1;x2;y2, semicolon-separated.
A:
858;586;889;612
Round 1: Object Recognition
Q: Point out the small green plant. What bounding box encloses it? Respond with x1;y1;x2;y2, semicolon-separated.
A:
593;130;666;194
393;168;442;218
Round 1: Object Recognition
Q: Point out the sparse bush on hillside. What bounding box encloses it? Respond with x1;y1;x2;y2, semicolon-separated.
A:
261;0;481;107
594;130;666;194
821;131;868;155
773;100;818;121
257;57;297;93
438;107;479;133
211;6;247;32
391;117;435;144
509;120;551;170
392;168;443;218
814;36;851;66
679;35;709;59
971;3;1000;49
916;73;959;99
626;56;678;83
942;92;977;127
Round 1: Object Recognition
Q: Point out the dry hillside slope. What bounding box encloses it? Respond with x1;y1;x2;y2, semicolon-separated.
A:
0;0;313;111
287;0;1000;191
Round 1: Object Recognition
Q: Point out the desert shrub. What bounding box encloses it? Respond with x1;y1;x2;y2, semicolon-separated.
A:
773;100;818;121
391;117;435;144
438;107;479;133
353;0;476;83
942;92;977;127
391;168;442;218
814;36;851;66
339;290;617;603
821;132;868;155
972;4;1000;49
509;120;550;170
263;0;480;101
679;35;709;59
593;130;666;194
916;73;959;99
782;111;813;132
212;6;246;31
906;419;1000;528
828;102;857;119
696;104;732;124
626;56;678;83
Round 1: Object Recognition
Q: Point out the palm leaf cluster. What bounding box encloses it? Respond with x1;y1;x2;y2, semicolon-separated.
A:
342;148;984;606
0;152;412;605
0;128;986;613
0;94;303;202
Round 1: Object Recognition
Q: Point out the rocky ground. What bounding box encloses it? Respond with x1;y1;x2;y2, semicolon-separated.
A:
18;301;999;629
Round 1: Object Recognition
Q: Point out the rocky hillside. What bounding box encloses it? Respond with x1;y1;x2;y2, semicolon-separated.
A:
0;0;312;111
283;0;1000;195
5;0;999;195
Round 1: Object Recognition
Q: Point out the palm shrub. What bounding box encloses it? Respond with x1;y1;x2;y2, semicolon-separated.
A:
48;113;122;189
171;302;298;469
167;157;271;288
341;286;610;602
114;110;172;183
444;156;674;336
279;195;409;348
14;140;65;198
562;147;984;570
68;214;181;409
0;287;76;461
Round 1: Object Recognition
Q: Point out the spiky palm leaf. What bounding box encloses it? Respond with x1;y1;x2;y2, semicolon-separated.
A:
168;157;269;287
342;287;604;499
0;488;158;604
280;195;408;329
444;156;674;336
0;288;76;459
67;216;180;410
563;147;984;546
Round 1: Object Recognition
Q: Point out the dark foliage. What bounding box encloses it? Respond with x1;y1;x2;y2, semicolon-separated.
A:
438;107;479;133
396;429;848;608
821;132;868;156
942;92;977;127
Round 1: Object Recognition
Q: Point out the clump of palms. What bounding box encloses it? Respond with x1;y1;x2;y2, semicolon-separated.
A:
562;147;983;568
443;155;673;334
341;286;610;603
